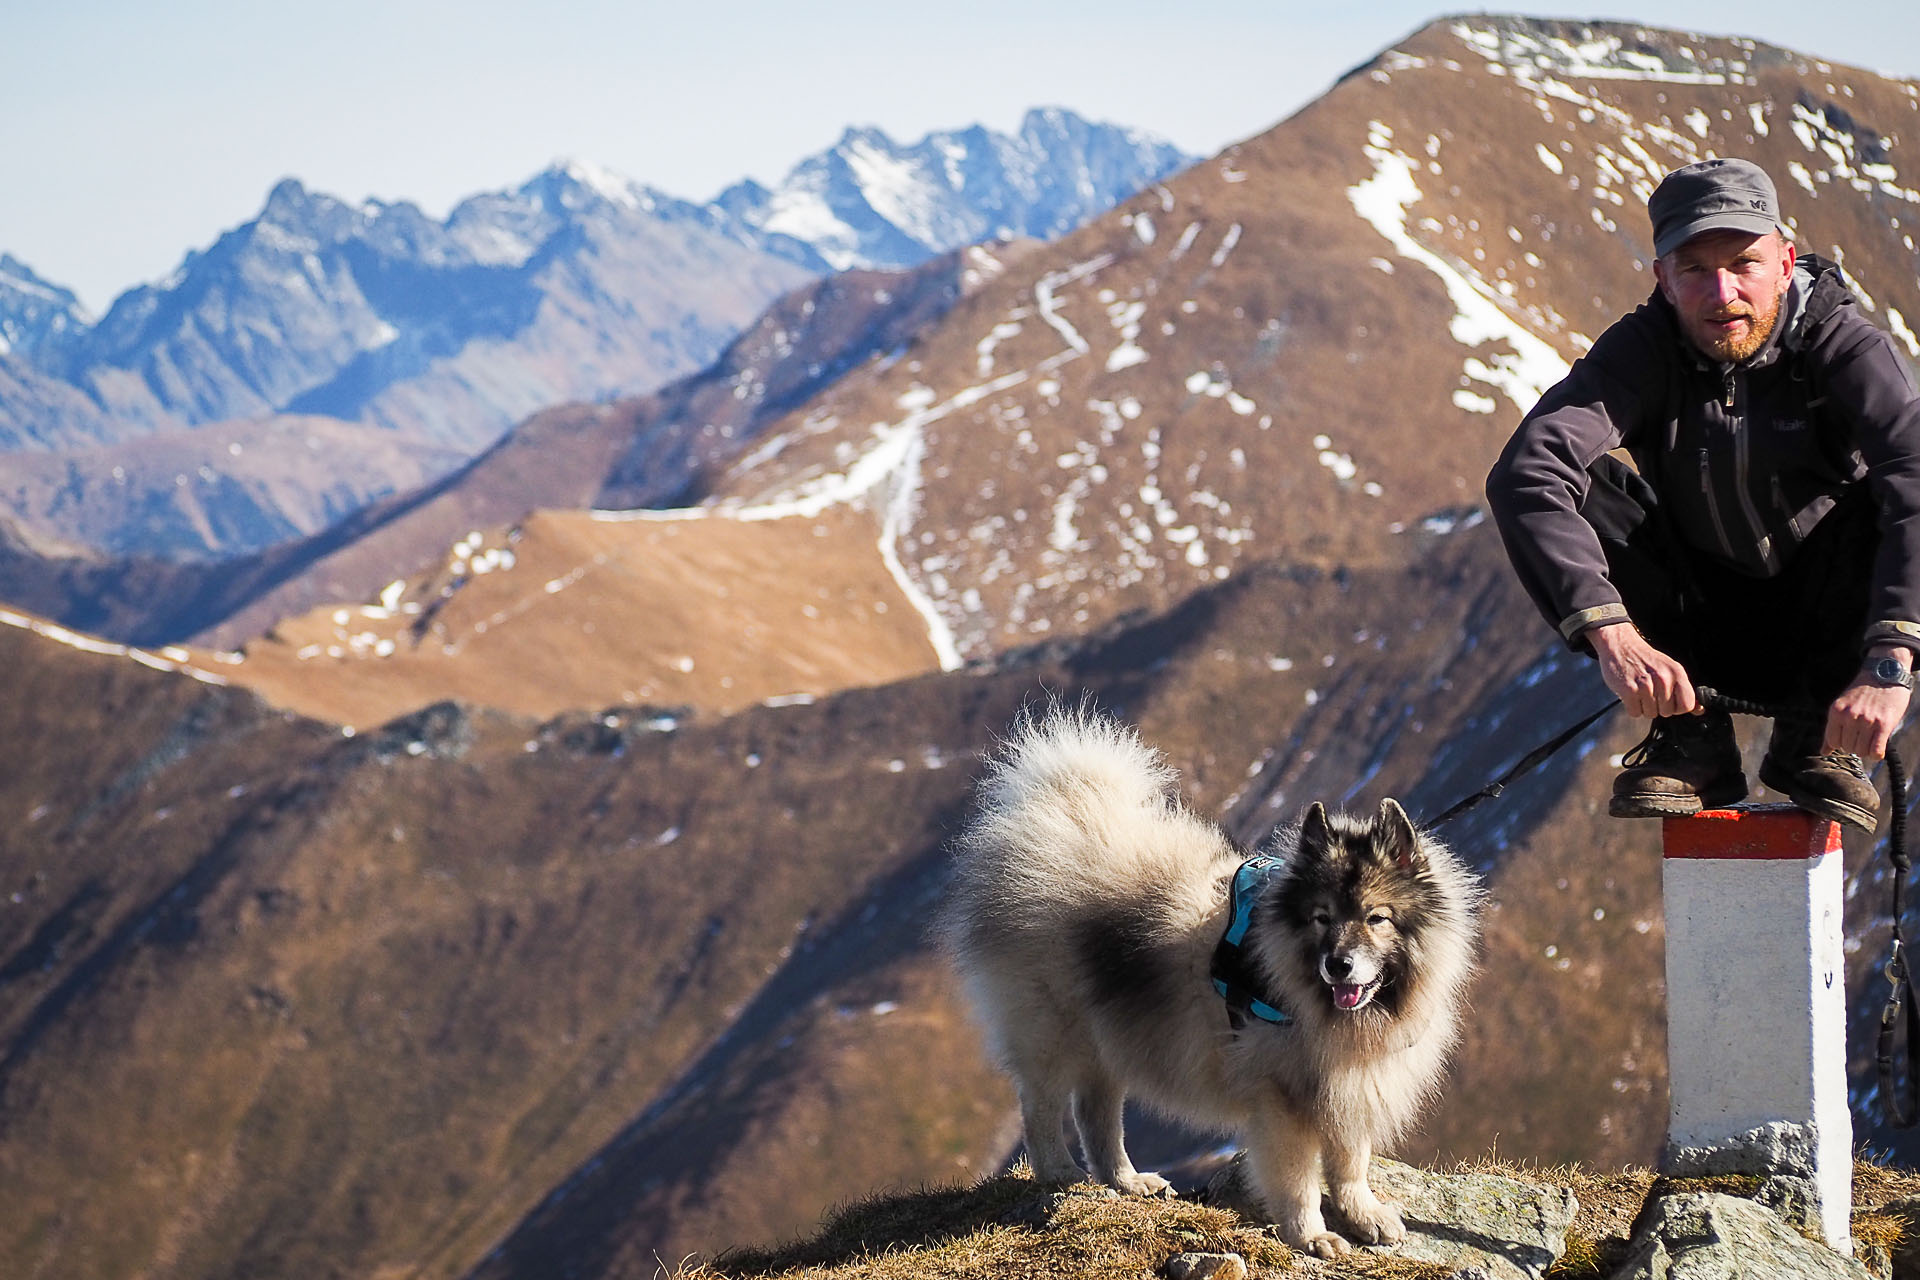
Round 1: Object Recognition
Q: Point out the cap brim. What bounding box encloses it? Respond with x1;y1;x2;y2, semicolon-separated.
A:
1654;212;1783;257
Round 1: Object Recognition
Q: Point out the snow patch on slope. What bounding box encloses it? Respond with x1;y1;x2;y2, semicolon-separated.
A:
0;609;228;686
1348;122;1570;414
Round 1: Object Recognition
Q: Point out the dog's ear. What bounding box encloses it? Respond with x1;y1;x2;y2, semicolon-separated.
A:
1377;797;1423;871
1300;801;1332;851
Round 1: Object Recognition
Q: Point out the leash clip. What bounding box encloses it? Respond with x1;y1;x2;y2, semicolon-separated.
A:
1889;937;1909;989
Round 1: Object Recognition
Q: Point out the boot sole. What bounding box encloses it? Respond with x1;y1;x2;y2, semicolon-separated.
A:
1756;760;1879;834
1609;779;1749;819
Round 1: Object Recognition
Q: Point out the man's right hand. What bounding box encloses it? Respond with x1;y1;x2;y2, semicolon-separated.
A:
1588;620;1699;718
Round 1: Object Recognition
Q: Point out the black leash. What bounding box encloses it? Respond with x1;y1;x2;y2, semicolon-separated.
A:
1882;747;1917;1127
1421;697;1621;828
1693;687;1917;1129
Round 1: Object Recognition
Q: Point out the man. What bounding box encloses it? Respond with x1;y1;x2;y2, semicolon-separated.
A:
1486;157;1920;832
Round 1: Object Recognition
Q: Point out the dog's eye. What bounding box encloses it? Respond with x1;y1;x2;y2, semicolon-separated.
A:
1367;911;1394;929
1311;910;1332;927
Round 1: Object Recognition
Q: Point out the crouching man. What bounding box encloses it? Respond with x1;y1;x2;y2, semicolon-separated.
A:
1486;157;1920;831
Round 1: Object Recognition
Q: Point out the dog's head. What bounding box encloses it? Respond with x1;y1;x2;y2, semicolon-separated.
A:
1272;797;1438;1016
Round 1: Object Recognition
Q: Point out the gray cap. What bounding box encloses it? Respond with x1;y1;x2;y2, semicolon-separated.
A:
1648;158;1784;257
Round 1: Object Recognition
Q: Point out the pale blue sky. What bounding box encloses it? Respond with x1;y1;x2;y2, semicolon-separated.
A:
6;1;1916;313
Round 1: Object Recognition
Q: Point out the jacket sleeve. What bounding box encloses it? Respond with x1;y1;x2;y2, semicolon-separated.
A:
1485;316;1656;646
1819;309;1920;655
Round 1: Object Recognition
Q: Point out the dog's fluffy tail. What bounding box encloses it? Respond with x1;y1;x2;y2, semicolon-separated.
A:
944;706;1219;934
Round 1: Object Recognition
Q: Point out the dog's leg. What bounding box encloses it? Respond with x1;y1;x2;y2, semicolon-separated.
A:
1247;1110;1348;1259
1015;1076;1084;1185
1071;1069;1171;1197
1325;1132;1404;1246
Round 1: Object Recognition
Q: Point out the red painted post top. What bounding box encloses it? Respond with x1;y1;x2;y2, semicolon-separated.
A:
1662;803;1843;860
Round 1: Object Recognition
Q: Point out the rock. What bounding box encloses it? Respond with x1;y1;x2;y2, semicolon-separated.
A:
1165;1252;1248;1279
1611;1190;1875;1279
1664;1121;1819;1180
1661;1121;1835;1241
1202;1154;1575;1280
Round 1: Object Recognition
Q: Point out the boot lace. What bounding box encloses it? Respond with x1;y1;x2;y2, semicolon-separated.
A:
1622;720;1706;768
1813;750;1870;780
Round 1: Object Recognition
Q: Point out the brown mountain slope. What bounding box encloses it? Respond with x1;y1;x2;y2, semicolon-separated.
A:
205;505;945;725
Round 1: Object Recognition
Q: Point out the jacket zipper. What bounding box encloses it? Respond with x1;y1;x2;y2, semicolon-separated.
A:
1699;447;1735;560
1772;474;1796;535
1725;373;1779;572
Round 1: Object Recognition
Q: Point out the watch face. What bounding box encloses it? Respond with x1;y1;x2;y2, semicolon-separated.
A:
1874;657;1914;688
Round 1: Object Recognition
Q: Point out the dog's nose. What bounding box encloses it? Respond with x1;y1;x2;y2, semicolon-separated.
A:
1325;954;1353;980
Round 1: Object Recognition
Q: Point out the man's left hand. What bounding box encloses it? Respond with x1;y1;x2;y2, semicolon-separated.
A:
1826;677;1912;760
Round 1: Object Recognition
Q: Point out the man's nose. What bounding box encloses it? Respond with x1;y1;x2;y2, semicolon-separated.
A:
1709;269;1740;304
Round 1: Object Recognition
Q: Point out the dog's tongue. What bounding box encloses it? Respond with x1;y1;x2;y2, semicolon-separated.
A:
1334;983;1368;1011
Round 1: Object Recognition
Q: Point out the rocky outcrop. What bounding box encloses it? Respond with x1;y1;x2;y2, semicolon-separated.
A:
1204;1154;1577;1280
1614;1190;1874;1279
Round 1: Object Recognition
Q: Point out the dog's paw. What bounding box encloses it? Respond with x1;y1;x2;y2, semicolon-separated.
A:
1336;1193;1405;1246
1026;1157;1086;1186
1301;1230;1352;1259
1113;1170;1173;1197
1346;1200;1405;1246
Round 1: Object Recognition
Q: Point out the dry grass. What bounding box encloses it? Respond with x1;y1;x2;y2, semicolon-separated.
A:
672;1166;1460;1280
674;1156;1920;1280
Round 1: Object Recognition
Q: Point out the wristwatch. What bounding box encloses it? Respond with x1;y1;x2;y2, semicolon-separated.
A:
1866;655;1916;690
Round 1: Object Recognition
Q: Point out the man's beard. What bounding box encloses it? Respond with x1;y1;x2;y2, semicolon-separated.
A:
1687;282;1786;362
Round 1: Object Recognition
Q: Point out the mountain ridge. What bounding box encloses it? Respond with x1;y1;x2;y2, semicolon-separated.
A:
0;110;1193;458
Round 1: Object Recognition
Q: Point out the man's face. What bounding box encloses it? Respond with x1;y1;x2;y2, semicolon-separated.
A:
1653;228;1796;363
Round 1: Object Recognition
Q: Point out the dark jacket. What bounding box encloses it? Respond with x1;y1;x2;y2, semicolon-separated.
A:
1486;255;1920;654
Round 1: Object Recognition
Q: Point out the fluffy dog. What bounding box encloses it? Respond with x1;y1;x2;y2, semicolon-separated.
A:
938;707;1481;1258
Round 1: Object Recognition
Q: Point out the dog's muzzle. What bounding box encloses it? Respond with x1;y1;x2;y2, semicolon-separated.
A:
1322;953;1384;1012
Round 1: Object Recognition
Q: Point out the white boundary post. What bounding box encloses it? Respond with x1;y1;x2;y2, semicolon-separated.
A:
1661;803;1851;1254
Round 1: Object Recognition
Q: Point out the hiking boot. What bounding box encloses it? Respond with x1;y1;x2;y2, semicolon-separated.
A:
1758;716;1881;833
1609;712;1747;818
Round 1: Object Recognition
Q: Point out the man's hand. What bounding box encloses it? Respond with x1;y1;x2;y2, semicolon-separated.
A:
1826;649;1913;760
1589;621;1698;718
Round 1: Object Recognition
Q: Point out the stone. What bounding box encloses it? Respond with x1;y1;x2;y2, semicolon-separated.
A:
1611;1190;1875;1279
1202;1154;1575;1280
1661;1120;1829;1239
1662;1120;1820;1181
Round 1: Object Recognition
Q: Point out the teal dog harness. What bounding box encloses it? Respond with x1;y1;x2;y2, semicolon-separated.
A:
1209;852;1294;1028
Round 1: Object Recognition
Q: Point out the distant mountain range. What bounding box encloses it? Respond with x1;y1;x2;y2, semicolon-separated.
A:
0;110;1191;461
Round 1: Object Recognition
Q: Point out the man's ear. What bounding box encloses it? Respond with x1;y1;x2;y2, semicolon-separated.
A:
1652;255;1676;304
